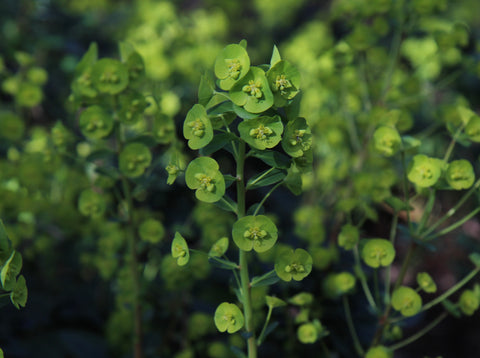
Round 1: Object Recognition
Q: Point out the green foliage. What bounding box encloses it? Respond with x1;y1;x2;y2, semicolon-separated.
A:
392;286;423;317
214;302;244;333
232;215;278;253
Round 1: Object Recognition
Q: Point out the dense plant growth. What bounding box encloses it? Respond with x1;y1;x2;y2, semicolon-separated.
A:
0;0;480;357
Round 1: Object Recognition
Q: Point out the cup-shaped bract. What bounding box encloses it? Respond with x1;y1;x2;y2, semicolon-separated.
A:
27;67;48;86
118;91;147;125
465;115;480;142
0;111;25;142
209;237;229;257
125;51;145;85
232;215;278;252
323;272;356;298
16;83;43;108
185;157;225;203
266;60;300;107
391;286;422;317
416;272;437;293
0;251;22;291
183;104;213;150
365;346;393;358
154;114;175;144
214;44;250;91
297;322;318;344
72;67;97;98
282;117;312;158
373;126;401;157
238;115;283;150
78;189;106;218
275;248;313;282
171;232;190;266
458;289;479;316
338;224;359;250
139;219;165;244
214;302;244;333
407;154;443;188
91;58;129;95
119;142;152;178
10;275;27;309
361;239;395;268
265;295;287;309
230;67;274;114
445;159;475;190
79;105;114;140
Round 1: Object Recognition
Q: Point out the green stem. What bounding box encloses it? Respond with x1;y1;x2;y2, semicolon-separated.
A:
343;295;364;357
424;208;480;240
236;141;257;358
114;103;143;358
353;246;377;311
421;178;480;238
421;267;480;313
388;312;448;351
384;213;399;305
257;306;273;346
252;182;283;216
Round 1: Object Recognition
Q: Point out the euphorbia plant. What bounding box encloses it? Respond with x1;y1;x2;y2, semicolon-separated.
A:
171;41;314;357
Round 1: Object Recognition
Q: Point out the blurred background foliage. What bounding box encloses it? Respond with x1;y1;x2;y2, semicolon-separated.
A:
0;0;480;357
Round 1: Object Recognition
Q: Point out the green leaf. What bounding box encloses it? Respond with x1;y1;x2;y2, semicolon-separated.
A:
75;42;98;75
251;270;279;287
171;232;189;266
198;72;215;106
442;298;462;318
213;195;237;214
208;256;239;270
0;221;13;265
1;251;22;291
209;237;229;257
250;150;291;169
126;134;157;147
118;41;135;62
232;103;260;120
223;174;237;189
469;253;480;268
86;149;115;163
284;165;302;195
270;45;282;67
246;168;287;190
199;133;238;157
10;275;27;309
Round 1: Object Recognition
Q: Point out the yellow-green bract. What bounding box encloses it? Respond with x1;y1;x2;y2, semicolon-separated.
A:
373;126;401;157
79;105;114;140
183;104;213;150
407;154;443;188
91;58;129;95
232;215;278;252
416;272;437;293
337;224;359;250
365;346;393;358
391;286;422;317
275;248;312;282
230;67;274;113
1;250;22;291
78;189;106;218
297;322;318;344
138;219;165;244
118;91;147;125
282;117;312;158
214;302;244;333
208;237;229;257
238;115;283;150
323;272;356;298
10;275;27;309
266;59;300;107
119;142;152;178
185;157;225;203
214;44;251;91
445;159;475;190
458;289;479;316
361;239;395;268
171;232;189;266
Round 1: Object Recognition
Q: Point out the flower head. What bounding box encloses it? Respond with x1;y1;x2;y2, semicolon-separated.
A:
445;159;475;190
183;104;213;149
275;248;313;282
185;157;225;203
392;286;422;317
230;67;274;113
238;115;283;150
282;118;312;158
91;58;129;94
214;44;250;91
119;143;152;178
171;232;190;266
407;154;443;188
232;215;277;252
214;302;244;333
361;239;395;268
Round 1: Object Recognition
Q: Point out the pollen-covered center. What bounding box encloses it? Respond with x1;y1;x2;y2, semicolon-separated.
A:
173;243;186;257
290;129;306;146
250;124;273;140
188;118;206;137
274;74;292;94
85;116;106;132
194;173;215;192
127;154;147;171
285;262;305;273
100;69;120;84
244;226;267;241
242;80;263;99
226;59;241;80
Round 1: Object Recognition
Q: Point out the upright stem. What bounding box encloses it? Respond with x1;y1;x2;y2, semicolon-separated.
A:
237;141;257;358
115;119;143;358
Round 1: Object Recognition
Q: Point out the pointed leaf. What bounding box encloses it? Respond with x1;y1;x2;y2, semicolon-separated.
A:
246;168;287;190
251;270;280;287
208;256;239;270
270;45;281;66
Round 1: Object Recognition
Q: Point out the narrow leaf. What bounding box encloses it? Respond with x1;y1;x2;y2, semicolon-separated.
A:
270;45;282;66
246;168;287;190
208;256;239;270
251;270;280;287
250;149;291;169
